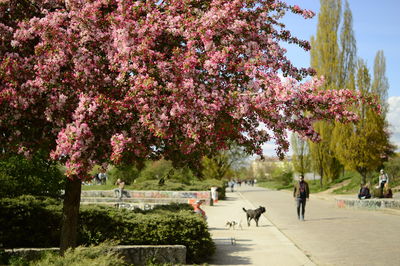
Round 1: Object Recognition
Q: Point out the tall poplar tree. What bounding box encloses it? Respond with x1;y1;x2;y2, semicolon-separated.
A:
371;50;395;161
372;50;389;116
338;0;357;90
334;60;390;184
331;0;357;174
309;0;342;185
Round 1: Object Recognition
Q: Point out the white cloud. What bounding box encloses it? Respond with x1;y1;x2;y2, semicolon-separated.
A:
388;96;400;151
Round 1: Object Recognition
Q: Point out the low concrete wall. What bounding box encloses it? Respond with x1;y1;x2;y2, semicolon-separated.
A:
5;245;186;265
81;190;212;205
335;197;400;210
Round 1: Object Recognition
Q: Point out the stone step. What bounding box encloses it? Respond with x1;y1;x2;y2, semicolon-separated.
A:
80;197;189;204
80;201;179;211
81;190;211;199
81;190;213;205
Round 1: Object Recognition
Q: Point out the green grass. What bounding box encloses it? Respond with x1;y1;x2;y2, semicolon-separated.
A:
257;171;361;195
332;177;361;194
81;184;117;190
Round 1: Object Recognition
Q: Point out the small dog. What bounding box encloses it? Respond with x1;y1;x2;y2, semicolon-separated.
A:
226;220;243;230
242;206;266;227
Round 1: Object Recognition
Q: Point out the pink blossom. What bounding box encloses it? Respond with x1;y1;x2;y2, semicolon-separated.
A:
0;0;379;179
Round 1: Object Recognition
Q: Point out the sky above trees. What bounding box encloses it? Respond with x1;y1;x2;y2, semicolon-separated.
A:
282;0;399;97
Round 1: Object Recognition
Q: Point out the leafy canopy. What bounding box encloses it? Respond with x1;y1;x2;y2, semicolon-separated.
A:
0;0;375;179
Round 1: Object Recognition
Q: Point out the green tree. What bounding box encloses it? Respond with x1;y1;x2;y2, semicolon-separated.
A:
201;145;248;180
384;155;400;185
291;133;310;176
137;159;195;184
372;50;390;116
270;161;294;186
331;0;357;177
250;158;278;181
235;165;254;181
338;0;357;89
309;0;342;185
371;51;396;161
334;60;390;184
310;0;341;86
107;164;139;185
0;152;64;198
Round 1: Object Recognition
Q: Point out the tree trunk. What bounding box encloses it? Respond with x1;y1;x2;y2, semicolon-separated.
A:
356;167;367;185
60;178;82;254
361;171;367;185
319;166;324;187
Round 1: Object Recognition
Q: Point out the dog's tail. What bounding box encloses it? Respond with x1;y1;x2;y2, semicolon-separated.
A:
242;207;247;212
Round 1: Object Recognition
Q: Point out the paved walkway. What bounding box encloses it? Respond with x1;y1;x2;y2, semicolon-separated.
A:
202;188;314;266
202;185;400;266
240;186;400;266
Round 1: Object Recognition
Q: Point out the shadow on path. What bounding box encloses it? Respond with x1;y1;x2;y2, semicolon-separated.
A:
207;239;254;265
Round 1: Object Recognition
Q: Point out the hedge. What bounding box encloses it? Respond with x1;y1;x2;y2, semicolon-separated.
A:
0;196;215;263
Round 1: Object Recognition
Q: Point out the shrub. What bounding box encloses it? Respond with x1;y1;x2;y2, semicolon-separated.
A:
0;197;214;264
0;195;62;248
78;206;215;263
35;241;125;266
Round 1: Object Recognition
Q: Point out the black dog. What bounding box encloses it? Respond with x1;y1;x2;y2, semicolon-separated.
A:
242;206;266;227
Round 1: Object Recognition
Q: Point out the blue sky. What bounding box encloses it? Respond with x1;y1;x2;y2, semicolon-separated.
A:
281;0;399;97
261;0;400;156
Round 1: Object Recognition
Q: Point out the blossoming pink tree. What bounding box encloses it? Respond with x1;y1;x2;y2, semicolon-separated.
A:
0;0;376;252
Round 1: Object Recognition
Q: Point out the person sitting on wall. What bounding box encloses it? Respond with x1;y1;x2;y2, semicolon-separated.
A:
114;178;128;200
192;200;207;220
378;169;389;194
383;183;393;198
358;183;371;200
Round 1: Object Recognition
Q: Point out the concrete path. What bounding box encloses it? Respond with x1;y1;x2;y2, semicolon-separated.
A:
202;188;314;266
240;186;400;266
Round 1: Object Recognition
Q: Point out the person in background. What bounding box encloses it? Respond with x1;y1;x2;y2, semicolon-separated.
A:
114;178;125;200
293;174;309;221
378;169;389;191
98;168;108;185
358;183;371;200
228;180;235;192
192;200;207;220
383;183;393;198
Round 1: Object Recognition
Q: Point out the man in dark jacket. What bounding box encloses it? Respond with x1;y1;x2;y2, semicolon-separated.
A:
293;175;309;221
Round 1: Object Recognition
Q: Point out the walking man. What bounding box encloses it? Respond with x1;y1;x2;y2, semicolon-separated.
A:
293;174;309;221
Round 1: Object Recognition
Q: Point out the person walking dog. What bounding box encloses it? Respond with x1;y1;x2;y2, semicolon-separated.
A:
293;174;309;221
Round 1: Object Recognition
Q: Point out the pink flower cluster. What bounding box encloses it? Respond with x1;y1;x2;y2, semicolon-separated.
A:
0;0;379;178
